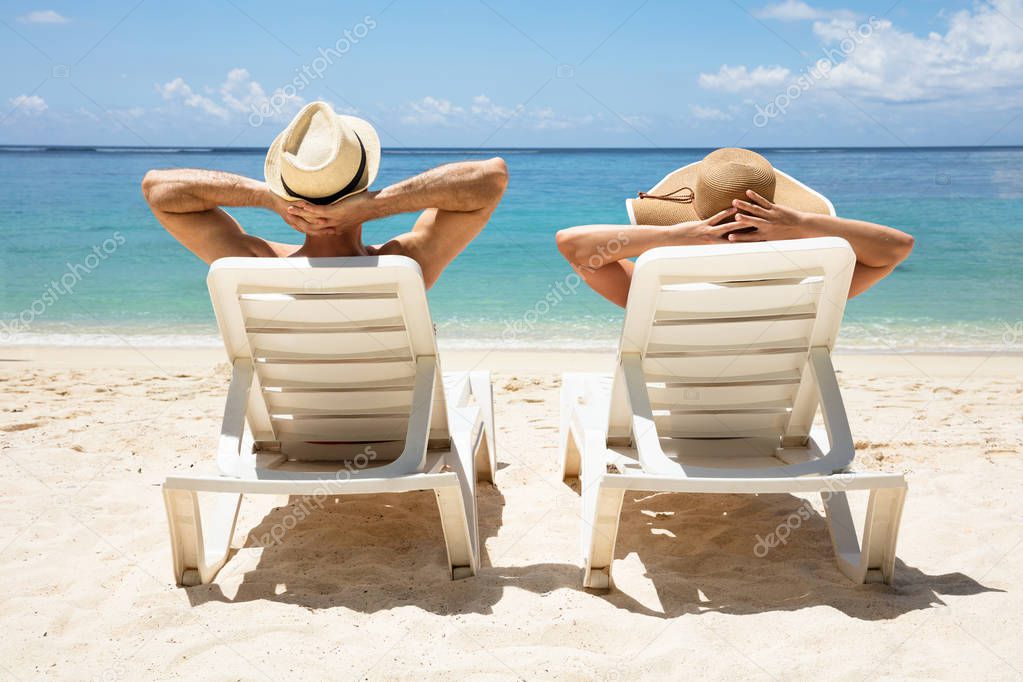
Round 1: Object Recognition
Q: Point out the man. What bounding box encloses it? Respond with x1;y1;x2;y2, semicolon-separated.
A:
142;101;507;288
556;148;914;307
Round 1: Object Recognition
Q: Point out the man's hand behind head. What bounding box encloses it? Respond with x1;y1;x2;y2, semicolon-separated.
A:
283;190;374;236
268;192;351;236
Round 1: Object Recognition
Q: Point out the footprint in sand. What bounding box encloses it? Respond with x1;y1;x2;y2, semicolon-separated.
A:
502;378;525;391
2;421;39;432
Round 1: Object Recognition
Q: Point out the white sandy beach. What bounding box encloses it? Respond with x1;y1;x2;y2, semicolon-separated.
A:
1;347;1022;680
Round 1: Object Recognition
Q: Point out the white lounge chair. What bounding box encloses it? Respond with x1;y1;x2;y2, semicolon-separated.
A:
560;237;907;589
163;256;496;586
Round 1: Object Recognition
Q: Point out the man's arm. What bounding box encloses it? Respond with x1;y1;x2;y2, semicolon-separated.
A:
141;169;311;263
286;158;509;287
730;190;914;297
285;158;509;234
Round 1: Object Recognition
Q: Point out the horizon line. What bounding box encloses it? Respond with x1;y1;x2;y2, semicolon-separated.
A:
3;143;1023;152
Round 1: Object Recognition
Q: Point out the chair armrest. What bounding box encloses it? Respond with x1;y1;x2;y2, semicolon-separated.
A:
216;358;254;477
385;355;437;475
622;353;682;475
807;347;856;472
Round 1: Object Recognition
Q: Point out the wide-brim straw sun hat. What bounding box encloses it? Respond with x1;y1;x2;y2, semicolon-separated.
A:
265;101;381;204
628;148;831;226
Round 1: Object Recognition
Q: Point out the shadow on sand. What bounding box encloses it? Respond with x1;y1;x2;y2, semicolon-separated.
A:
597;488;999;619
186;481;998;620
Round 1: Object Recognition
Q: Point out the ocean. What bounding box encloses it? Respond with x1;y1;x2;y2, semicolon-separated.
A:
1;145;1021;353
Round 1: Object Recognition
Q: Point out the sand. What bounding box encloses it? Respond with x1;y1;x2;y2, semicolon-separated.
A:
1;346;1021;680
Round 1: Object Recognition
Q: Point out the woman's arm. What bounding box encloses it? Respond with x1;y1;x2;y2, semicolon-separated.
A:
730;190;914;297
555;207;739;307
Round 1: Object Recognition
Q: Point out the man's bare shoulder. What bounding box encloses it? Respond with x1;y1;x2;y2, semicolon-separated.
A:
264;239;302;257
229;234;300;258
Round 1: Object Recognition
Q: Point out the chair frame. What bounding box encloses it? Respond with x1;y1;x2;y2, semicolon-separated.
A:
562;189;908;589
162;256;496;586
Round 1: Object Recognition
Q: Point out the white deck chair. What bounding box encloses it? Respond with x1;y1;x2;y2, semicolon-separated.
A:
560;236;907;589
163;256;496;586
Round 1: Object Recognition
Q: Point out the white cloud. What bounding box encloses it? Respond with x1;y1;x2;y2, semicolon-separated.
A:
157;77;229;120
76;106;100;122
690;104;733;121
399;95;637;133
18;9;69;24
755;1;823;21
156;69;311;124
220;68;265;114
698;64;792;92
470;94;521;123
817;0;1023;103
529;107;583;131
702;1;1023;107
755;1;855;22
619;114;650;129
401;96;465;126
219;67;305;122
8;94;48;114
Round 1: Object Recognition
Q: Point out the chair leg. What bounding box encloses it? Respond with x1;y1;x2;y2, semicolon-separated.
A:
822;486;907;585
434;480;476;580
582;480;626;589
468;371;496;483
474;434;493;485
163;487;242;586
562;427;583;481
580;426;625;589
560;374;587;481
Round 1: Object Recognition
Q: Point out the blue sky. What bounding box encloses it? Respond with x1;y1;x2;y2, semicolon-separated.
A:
3;0;1023;147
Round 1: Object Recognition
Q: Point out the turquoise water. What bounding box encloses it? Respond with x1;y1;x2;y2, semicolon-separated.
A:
1;146;1021;351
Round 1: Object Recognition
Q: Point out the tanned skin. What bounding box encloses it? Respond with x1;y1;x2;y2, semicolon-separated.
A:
142;158;508;288
555;190;914;307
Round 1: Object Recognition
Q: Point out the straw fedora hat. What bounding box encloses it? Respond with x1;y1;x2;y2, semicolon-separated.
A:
628;148;830;226
265;101;380;204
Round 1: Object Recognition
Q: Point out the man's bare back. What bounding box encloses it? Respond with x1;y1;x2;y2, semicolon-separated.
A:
142;158;507;289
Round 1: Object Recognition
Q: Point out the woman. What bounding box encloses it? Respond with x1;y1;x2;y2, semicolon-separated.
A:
555;148;914;307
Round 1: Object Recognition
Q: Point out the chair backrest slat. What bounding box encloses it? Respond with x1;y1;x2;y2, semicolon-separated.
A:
611;236;855;443
207;256;449;450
